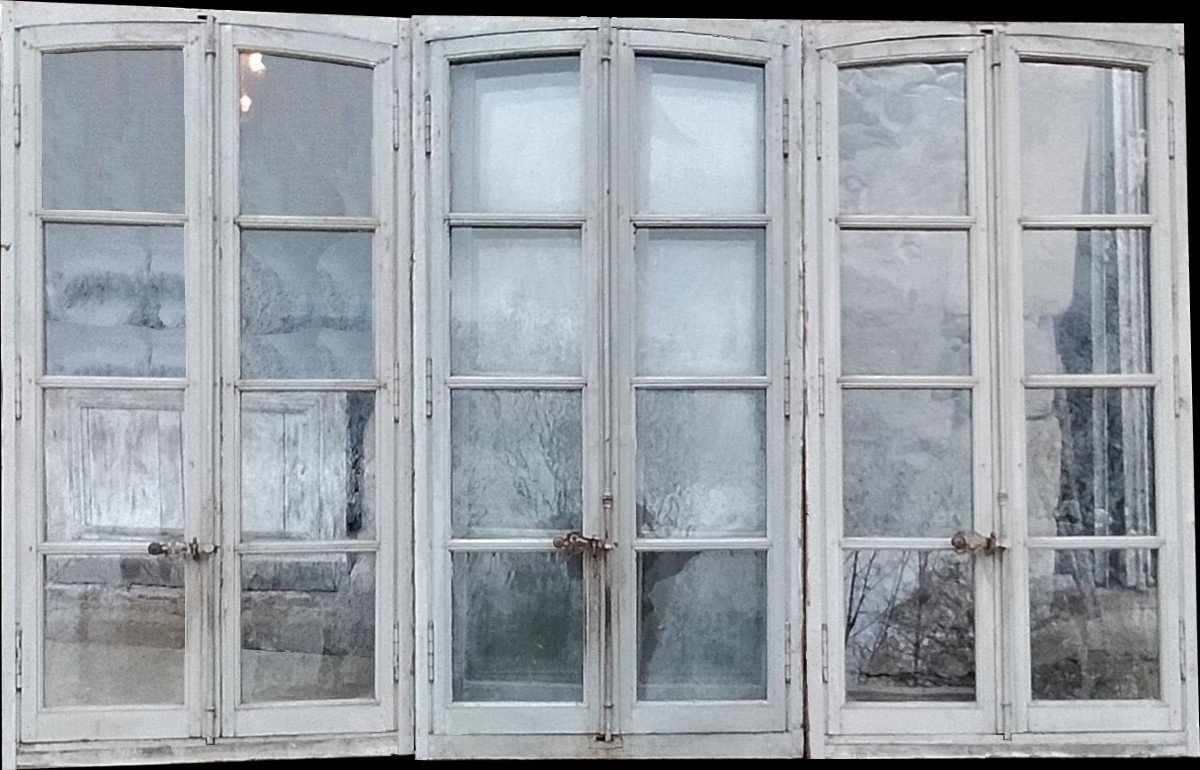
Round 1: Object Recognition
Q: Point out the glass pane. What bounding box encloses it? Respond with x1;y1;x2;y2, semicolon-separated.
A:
844;550;975;702
44;555;184;706
452;551;584;702
1030;549;1159;700
450;57;581;214
1026;388;1155;537
1024;230;1150;375
843;390;972;537
45;224;185;377
240;230;373;379
239;54;372;216
451;228;581;376
839;62;967;215
44;389;184;543
42;50;184;213
637;390;765;538
638;550;767;701
636;57;764;214
452;390;582;539
636;229;765;376
241;392;375;540
1020;63;1147;215
840;231;970;376
241;554;375;702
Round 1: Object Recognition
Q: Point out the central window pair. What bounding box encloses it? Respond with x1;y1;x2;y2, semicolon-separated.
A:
419;28;794;739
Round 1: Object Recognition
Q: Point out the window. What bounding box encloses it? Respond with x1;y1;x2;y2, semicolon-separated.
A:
0;6;1193;764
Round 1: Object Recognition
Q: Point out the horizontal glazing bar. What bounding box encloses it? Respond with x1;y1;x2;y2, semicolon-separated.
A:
839;376;976;389
1019;215;1155;229
1023;374;1159;388
446;376;588;389
841;537;959;550
234;540;379;554
234;698;378;712
631;539;769;551
631;215;771;228
38;376;188;390
236;379;382;391
446;214;586;228
633;377;770;389
236;215;379;231
836;215;974;230
446;539;564;551
39;210;188;226
38;541;175;555
1025;535;1164;549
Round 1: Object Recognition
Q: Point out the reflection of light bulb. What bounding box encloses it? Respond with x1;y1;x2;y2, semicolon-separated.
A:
240;94;252;113
247;52;265;73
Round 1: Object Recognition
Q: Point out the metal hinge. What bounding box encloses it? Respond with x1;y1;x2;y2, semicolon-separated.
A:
1168;100;1176;159
13;84;21;147
205;707;217;745
820;623;829;683
1174;355;1182;417
423;92;431;156
987;31;1003;69
1180;614;1190;681
424;357;433;419
783;358;792;418
15;627;22;691
13;355;22;421
782;99;790;158
814;97;822;160
600;20;612;63
425;621;435;683
817;357;826;417
1001;701;1013;740
393;90;401;151
392;360;401;422
393;621;401;683
202;16;216;57
784;621;793;684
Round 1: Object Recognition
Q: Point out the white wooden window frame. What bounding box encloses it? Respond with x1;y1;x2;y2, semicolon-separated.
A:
411;16;805;760
803;21;1198;759
0;8;1192;767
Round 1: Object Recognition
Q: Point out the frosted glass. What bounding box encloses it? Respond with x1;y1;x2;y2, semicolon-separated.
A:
42;50;184;213
44;224;185;377
450;57;582;213
637;390;766;538
240;230;373;379
636;229;765;376
241;553;375;702
638;551;767;701
452;551;584;702
839;62;967;215
843;390;973;537
636;57;764;214
452;390;582;539
1020;64;1147;215
239;54;373;216
840;230;970;376
451;228;582;376
241;392;376;540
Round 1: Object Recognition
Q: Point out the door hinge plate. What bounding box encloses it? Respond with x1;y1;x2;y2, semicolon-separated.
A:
782;98;790;158
393;621;401;683
393;90;401;151
820;623;829;683
783;358;792;418
392;360;402;422
814;98;822;160
426;621;435;683
15;627;23;691
817;357;826;417
423;92;432;156
1181;618;1188;682
1168;100;1176;159
424;357;433;419
13;355;22;421
784;620;793;684
13;84;21;147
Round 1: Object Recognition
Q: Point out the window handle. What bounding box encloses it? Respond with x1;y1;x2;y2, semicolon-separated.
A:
552;531;615;557
148;538;218;560
951;530;1006;556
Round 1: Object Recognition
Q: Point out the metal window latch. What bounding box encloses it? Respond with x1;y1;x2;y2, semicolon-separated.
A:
148;538;218;560
951;530;1006;556
552;531;615;557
